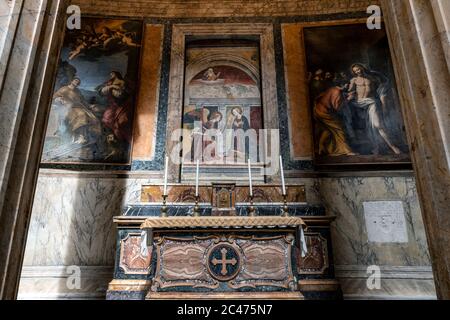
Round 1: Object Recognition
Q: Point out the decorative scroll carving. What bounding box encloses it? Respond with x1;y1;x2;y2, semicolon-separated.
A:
119;233;152;275
296;233;329;275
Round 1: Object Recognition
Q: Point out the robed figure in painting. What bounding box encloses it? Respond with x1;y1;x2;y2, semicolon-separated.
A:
52;77;102;145
98;71;134;144
313;87;355;156
224;106;250;159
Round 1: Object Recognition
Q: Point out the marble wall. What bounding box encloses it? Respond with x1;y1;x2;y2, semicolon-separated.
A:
18;172;436;299
22;172;149;267
18;172;148;299
319;175;436;299
18;172;320;299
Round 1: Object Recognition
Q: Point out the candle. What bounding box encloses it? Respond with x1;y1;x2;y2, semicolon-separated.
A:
195;159;199;197
248;159;253;197
163;156;169;196
280;155;286;195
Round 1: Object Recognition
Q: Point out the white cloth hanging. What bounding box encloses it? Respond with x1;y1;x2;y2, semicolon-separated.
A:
300;227;308;258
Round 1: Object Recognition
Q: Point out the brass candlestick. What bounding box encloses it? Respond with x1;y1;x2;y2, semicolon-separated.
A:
193;195;200;217
248;195;256;217
281;194;289;217
161;194;168;217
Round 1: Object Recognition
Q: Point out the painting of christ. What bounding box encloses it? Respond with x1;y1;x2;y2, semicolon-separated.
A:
42;18;142;164
303;23;410;166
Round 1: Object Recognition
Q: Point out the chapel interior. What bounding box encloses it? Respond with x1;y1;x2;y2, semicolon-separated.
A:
0;0;449;300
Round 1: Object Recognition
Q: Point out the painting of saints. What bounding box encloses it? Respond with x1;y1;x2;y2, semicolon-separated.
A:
183;43;263;170
303;23;410;165
42;18;142;164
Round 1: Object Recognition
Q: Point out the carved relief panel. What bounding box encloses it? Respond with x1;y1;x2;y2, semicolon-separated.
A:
296;233;329;275
149;234;297;294
119;233;152;274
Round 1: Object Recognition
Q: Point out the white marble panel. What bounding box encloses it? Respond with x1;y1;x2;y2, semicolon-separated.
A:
363;201;408;243
320;176;431;266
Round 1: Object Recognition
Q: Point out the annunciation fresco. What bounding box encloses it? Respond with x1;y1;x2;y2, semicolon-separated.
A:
303;23;410;165
182;43;262;165
42;18;142;164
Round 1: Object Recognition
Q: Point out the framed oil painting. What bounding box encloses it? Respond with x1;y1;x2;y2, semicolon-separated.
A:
303;22;411;166
42;18;143;165
181;39;263;171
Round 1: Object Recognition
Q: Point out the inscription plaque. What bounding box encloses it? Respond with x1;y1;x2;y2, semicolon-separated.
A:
363;201;408;243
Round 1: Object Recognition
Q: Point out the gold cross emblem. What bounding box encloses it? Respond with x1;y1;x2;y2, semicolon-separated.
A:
211;248;237;275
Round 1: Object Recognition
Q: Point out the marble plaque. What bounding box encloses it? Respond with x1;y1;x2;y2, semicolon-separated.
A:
363;201;408;243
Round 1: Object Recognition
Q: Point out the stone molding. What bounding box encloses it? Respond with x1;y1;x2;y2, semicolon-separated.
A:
165;23;279;182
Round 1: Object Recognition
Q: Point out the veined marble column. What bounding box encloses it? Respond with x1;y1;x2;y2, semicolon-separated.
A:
0;0;69;299
381;0;450;299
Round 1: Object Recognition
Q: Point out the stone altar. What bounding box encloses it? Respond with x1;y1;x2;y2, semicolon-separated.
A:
106;184;340;300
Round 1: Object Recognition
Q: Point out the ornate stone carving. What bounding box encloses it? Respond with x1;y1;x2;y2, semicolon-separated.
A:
207;243;242;281
141;184;306;204
229;235;296;290
296;233;329;275
151;236;219;291
119;233;152;274
235;185;306;203
149;234;297;295
212;183;236;216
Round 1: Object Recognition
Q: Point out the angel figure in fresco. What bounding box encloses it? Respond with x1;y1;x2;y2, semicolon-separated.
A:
52;77;102;145
202;109;224;160
97;71;134;143
203;68;221;81
346;63;401;155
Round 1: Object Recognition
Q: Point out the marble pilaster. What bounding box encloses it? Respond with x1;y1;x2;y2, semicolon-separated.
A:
381;0;450;299
0;0;69;299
